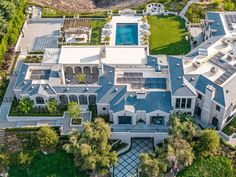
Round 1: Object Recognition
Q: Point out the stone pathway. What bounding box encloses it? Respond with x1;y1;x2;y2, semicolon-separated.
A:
113;138;153;177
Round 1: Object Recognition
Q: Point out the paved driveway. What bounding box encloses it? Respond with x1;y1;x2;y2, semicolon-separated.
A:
19;19;63;53
113;138;153;177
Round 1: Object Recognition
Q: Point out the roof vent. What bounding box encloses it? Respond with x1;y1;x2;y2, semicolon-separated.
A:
45;85;49;89
109;70;112;74
23;81;26;85
182;84;185;87
66;88;69;91
226;90;229;93
130;94;133;97
22;72;25;75
191;77;195;81
31;86;34;89
86;87;89;91
108;82;112;85
176;63;180;66
115;88;119;91
178;76;182;79
217;23;220;26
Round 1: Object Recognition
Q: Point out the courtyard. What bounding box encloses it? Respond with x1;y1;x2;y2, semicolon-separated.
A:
148;15;191;55
113;138;153;177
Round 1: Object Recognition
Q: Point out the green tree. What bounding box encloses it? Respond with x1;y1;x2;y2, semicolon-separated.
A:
67;102;81;118
76;73;86;83
0;15;7;37
37;126;59;152
18;97;33;114
167;136;194;170
47;98;58;113
0;1;16;20
0;153;10;174
17;151;33;168
224;1;235;11
139;153;160;177
63;118;118;175
170;115;198;142
197;129;220;157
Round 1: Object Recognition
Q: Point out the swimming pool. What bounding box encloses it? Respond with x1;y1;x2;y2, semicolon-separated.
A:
115;23;138;45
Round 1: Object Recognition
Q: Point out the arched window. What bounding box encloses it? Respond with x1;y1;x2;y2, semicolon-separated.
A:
36;97;45;104
59;95;68;105
69;95;78;103
92;66;99;80
65;66;73;75
83;66;91;75
79;95;87;105
89;95;96;105
75;66;82;74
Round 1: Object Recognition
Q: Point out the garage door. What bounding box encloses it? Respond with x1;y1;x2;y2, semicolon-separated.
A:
118;116;132;124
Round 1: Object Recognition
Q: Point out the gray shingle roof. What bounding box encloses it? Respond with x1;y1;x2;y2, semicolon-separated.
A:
184;74;225;106
168;56;196;97
206;12;226;37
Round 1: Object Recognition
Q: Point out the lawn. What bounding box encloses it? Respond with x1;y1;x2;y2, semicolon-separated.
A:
177;157;235;177
148;15;190;55
90;19;106;45
222;116;236;135
9;151;88;177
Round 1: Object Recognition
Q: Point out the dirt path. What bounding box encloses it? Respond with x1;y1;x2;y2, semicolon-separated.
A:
31;0;150;12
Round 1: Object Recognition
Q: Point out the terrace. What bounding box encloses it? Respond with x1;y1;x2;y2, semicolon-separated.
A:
61;18;92;43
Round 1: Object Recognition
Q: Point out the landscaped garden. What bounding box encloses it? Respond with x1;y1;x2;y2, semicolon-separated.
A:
148;15;191;55
222;116;236;136
9;97;65;117
138;113;236;177
9;150;87;177
91;19;106;45
177;156;235;177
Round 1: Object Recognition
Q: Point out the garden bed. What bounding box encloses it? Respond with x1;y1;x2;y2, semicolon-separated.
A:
222;117;236;136
24;55;43;63
8;98;65;117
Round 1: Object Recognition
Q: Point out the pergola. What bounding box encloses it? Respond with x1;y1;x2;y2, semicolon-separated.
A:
61;18;92;43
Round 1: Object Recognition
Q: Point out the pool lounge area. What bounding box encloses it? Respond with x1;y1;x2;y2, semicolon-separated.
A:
115;23;138;45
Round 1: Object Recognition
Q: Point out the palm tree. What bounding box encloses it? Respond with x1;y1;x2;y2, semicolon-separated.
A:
167;136;194;170
76;73;86;83
18;97;33;114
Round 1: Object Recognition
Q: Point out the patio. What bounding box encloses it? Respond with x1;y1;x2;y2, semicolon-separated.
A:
113;138;154;177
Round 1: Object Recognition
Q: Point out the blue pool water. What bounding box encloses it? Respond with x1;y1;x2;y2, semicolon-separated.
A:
115;23;138;45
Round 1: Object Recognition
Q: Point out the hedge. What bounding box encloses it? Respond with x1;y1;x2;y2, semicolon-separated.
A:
0;0;26;62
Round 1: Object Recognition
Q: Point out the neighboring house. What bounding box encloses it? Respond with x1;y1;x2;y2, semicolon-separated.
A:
13;12;236;131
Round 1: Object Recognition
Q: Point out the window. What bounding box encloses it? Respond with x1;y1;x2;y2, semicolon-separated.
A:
181;98;186;109
89;95;96;105
175;98;181;109
102;107;106;110
216;105;221;112
187;99;192;109
198;94;202;100
79;95;87;105
118;116;132;124
36;97;44;104
151;116;165;124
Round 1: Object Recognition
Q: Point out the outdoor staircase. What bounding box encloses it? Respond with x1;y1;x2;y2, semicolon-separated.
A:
0;129;5;147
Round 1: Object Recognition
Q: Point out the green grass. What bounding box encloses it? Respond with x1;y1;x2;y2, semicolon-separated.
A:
9;151;88;177
90;19;106;45
148;15;190;55
222;117;236;135
177;157;235;177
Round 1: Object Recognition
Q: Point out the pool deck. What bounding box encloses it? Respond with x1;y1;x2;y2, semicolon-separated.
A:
110;16;142;46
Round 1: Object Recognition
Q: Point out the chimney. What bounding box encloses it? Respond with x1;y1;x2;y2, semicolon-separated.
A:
100;46;106;59
206;85;216;100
